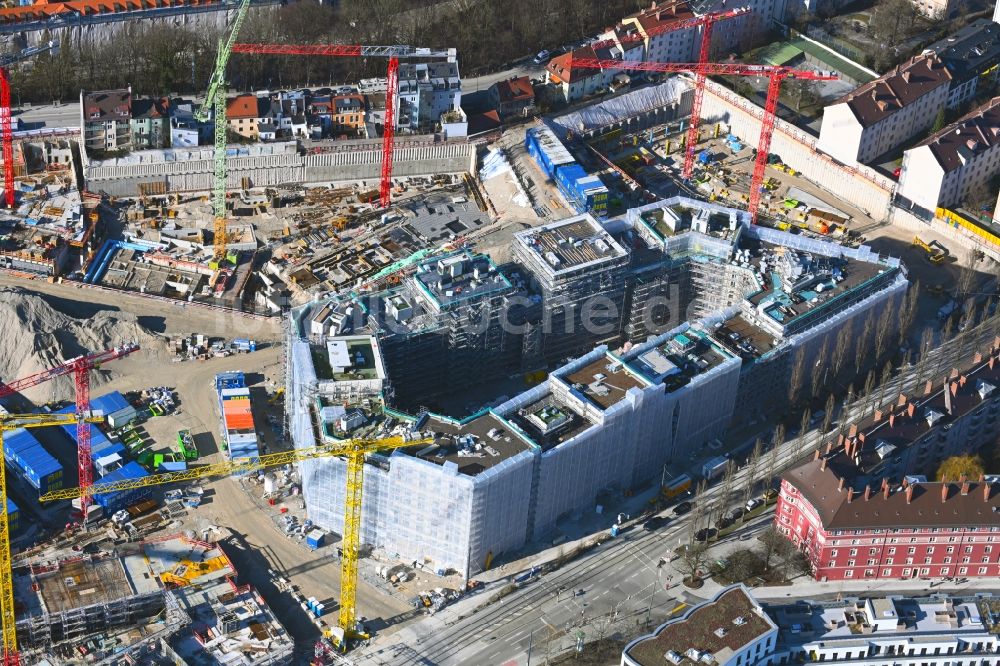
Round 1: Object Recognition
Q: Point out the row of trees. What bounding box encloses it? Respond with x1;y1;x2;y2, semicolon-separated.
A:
9;0;649;105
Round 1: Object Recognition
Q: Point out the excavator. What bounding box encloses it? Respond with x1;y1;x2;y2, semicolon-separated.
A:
912;236;948;265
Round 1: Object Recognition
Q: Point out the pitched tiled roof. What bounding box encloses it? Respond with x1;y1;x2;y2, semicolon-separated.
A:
226;94;259;120
836;54;951;128
494;76;534;103
626;0;696;35
547;44;618;84
918;96;1000;173
83;89;131;122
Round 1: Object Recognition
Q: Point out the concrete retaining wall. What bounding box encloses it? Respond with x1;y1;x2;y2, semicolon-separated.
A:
698;79;896;222
891;206;1000;263
83;140;477;197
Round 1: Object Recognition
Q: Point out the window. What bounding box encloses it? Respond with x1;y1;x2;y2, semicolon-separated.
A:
959;567;968;575
883;568;892;576
908;547;916;554
980;567;989;575
850;549;858;556
848;560;855;567
845;570;854;578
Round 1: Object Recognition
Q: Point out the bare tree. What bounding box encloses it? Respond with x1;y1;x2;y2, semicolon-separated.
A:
873;306;895;364
713;460;737;527
821;392;836;434
676;542;710;582
915;326;936;384
811;337;830;396
855;312;876;375
831;327;853;385
788;347;807;407
742;439;764;512
798;408;811;455
759;526;791;573
899;281;920;344
763;428;783;490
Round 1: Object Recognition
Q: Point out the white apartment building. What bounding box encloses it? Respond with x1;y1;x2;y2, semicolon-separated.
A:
396;59;462;131
818;54;951;165
619;2;700;63
768;595;1000;665
898;96;1000;216
546;44;619;103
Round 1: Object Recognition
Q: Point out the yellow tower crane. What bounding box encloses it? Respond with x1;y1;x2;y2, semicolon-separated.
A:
0;413;103;666
40;434;432;649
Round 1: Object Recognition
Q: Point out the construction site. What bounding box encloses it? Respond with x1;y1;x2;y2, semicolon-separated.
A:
0;0;998;662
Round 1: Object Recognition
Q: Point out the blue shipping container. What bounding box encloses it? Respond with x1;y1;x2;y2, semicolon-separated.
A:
4;428;63;494
158;461;188;473
6;498;18;533
89;392;131;417
93;443;127;466
94;461;151;513
216;371;246;391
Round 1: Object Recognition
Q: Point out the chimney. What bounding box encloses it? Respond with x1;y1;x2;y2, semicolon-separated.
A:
974;352;983;364
838;477;845;491
820;457;827;472
924;380;933;395
889;413;896;428
858;432;866;444
864;485;872;501
907;403;916;418
845;439;853;459
961;476;970;496
902;71;911;83
906;485;914;504
941;482;949;503
991;355;996;370
897;394;907;407
882;479;890;499
813;450;821;461
959;374;967;387
985;482;992;503
847;487;855;503
945;383;955;414
874;409;884;422
849;424;858;438
825;442;833;455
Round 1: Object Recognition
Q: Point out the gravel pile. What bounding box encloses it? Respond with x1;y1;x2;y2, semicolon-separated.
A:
0;286;159;403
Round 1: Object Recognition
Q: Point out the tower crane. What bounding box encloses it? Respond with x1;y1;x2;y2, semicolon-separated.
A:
0;412;103;666
41;433;433;649
0;41;58;208
0;344;140;522
568;57;836;224
566;8;746;178
193;0;253;266
231;43;455;209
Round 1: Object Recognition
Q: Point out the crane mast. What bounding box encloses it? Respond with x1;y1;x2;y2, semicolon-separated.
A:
194;0;253;264
41;434;433;647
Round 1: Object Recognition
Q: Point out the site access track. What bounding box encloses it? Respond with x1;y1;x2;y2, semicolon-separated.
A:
357;317;1000;666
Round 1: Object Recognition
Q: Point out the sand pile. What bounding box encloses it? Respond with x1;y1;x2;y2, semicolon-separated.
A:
0;286;160;403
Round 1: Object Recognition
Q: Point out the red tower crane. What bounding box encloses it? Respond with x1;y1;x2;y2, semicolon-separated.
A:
0;344;140;520
569;58;836;224
232;43;454;209
577;9;747;179
0;41;58;208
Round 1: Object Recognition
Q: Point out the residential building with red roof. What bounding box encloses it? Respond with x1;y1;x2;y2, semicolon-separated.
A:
546;44;619;103
775;338;1000;582
619;1;699;64
80;87;132;153
226;94;264;140
897;96;1000;217
488;76;535;120
818;54;952;165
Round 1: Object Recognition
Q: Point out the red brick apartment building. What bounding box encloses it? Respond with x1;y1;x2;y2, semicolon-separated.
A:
775;338;1000;582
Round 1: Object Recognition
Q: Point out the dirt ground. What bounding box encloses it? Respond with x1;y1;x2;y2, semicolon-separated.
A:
1;274;416;640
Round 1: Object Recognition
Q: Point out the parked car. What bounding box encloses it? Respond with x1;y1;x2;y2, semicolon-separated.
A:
745;498;764;513
695;527;718;542
673;501;693;516
533;50;551;65
643;516;669;531
727;507;745;521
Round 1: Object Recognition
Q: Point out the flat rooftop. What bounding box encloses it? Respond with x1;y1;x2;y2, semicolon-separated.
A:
412;252;513;310
405;200;489;244
713;315;778;359
410;412;533;475
624;586;775;666
743;238;886;327
628;329;733;392
515;214;627;274
768;595;988;653
313;337;381;381
562;356;647;410
506;393;596;451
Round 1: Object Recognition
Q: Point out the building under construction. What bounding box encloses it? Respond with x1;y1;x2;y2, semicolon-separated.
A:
288;197;908;577
13;535;293;665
